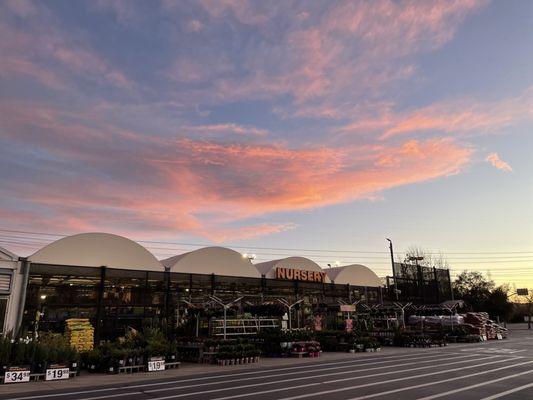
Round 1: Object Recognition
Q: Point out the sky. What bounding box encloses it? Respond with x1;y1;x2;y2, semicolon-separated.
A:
0;0;532;288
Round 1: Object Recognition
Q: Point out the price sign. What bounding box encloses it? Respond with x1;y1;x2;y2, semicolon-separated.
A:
4;370;31;384
45;368;70;381
147;360;165;372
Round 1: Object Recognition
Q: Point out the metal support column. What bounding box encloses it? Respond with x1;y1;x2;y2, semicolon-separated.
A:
94;266;106;345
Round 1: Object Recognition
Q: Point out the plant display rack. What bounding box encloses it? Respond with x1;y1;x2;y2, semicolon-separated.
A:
211;318;279;336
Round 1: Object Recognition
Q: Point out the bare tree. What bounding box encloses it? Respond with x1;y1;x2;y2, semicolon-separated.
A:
404;246;450;269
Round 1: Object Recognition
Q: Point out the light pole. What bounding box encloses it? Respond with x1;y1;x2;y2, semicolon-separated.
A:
242;253;256;262
277;298;303;331
208;295;243;340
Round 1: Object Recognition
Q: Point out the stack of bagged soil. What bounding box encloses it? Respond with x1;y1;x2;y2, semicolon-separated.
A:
65;318;94;351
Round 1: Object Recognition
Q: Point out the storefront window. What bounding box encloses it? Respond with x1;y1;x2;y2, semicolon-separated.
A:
24;264;101;333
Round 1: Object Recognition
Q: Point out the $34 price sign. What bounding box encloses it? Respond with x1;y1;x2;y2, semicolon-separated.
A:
4;370;31;384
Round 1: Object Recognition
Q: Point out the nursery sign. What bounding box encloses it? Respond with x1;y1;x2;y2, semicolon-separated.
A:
275;267;327;283
4;367;30;384
148;357;165;372
45;365;70;381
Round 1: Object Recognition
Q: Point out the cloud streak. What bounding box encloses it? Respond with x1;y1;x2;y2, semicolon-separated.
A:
486;153;513;172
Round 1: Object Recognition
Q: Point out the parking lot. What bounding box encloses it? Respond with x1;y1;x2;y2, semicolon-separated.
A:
1;326;532;400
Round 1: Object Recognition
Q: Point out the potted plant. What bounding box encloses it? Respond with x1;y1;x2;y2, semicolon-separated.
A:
166;341;178;363
86;348;101;372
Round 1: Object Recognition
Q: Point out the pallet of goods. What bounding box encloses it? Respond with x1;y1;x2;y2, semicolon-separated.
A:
464;312;487;338
65;318;94;351
463;312;507;340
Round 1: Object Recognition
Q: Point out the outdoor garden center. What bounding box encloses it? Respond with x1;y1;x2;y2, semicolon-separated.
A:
0;233;508;381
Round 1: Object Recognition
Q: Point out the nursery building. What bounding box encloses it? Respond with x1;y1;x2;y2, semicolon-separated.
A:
1;233;385;341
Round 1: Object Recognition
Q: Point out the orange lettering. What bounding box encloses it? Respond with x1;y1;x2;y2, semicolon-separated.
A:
286;268;294;280
293;269;300;280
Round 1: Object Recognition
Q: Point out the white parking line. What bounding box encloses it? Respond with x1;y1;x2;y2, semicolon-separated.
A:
415;368;533;399
8;351;449;400
200;356;507;400
479;381;533;400
74;354;491;400
462;348;526;354
142;353;479;395
274;358;526;400
342;360;533;400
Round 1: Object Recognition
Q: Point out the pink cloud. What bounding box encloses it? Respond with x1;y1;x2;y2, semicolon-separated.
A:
0;57;66;90
486;153;513;173
0;101;473;242
381;91;532;139
187;19;203;32
181;123;268;137
0;4;132;90
330;86;533;141
193;0;486;115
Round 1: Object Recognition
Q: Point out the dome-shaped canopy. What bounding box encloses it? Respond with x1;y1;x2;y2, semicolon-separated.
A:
255;256;330;282
29;233;163;271
161;247;261;278
326;264;382;287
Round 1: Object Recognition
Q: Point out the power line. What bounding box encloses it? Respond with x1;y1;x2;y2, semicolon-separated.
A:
1;228;532;255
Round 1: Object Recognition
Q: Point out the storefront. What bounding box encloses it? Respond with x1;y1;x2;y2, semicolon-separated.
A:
0;247;23;334
2;233;385;340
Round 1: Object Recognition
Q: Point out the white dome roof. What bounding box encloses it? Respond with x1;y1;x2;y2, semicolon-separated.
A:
326;264;382;287
29;233;163;271
161;247;261;278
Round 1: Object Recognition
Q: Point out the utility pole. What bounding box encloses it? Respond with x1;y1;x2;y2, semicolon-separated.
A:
386;239;397;302
386;238;395;274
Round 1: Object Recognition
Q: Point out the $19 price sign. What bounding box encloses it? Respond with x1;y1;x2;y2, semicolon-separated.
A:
46;368;70;381
148;360;165;372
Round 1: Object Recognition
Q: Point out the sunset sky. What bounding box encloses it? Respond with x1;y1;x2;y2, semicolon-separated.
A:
0;1;532;288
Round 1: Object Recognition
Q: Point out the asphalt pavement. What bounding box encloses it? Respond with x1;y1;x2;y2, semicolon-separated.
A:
1;326;532;400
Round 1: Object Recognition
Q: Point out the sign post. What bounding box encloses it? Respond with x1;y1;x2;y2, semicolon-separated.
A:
517;289;531;330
